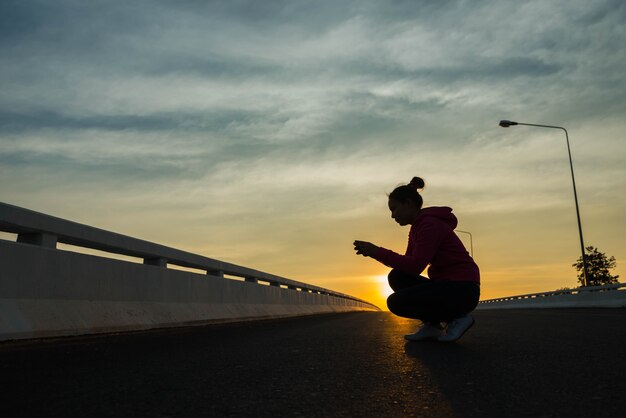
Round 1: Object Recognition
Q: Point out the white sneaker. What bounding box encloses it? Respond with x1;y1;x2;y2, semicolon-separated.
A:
437;315;475;342
404;322;444;341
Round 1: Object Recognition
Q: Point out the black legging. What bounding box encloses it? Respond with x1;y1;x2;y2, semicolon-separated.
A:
386;269;480;323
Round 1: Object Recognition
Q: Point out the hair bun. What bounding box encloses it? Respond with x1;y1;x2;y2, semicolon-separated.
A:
408;176;425;190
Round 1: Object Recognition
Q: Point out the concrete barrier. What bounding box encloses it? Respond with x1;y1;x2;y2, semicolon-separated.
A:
0;202;379;341
477;283;626;309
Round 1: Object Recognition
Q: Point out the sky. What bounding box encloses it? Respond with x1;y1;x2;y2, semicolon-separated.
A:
1;0;625;310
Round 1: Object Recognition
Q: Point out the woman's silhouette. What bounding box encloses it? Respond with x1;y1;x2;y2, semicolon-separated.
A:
354;177;480;342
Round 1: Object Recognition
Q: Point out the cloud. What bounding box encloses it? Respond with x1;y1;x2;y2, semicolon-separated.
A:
1;0;625;298
3;0;625;133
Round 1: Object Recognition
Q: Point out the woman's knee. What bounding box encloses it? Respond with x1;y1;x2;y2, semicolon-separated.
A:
387;292;425;320
388;269;421;291
386;292;401;313
387;269;402;291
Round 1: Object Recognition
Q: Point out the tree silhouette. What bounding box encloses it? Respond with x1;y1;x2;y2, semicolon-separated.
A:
573;246;619;287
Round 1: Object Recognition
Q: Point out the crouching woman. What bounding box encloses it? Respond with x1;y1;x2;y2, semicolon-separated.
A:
353;177;480;342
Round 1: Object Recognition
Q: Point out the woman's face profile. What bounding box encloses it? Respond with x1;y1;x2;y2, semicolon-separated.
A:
388;198;417;226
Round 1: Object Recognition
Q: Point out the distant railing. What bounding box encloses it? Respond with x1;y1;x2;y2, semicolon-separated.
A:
0;202;378;310
478;283;626;307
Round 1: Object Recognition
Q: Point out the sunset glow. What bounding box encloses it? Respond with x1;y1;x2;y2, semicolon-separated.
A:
1;1;625;308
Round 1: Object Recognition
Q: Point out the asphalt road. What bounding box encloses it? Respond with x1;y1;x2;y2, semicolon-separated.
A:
1;309;625;417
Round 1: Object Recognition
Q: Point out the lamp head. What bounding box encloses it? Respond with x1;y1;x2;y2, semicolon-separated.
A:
499;120;518;128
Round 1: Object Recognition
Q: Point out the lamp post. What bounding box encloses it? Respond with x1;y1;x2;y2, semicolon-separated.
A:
456;230;474;258
499;120;589;287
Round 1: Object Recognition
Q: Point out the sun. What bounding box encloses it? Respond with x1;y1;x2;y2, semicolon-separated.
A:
378;274;393;299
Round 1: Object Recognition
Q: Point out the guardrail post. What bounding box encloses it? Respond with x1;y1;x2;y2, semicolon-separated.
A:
17;232;57;249
208;270;224;278
245;277;258;283
144;257;167;267
270;281;280;287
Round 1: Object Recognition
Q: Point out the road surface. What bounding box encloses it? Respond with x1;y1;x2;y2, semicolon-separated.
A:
1;309;624;417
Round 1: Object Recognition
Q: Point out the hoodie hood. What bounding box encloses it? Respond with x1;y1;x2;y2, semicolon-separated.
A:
417;206;458;229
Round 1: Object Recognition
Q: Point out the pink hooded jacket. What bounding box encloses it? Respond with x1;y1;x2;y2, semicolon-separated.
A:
372;206;480;283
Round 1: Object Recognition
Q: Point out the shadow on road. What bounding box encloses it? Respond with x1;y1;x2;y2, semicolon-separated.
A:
401;309;626;417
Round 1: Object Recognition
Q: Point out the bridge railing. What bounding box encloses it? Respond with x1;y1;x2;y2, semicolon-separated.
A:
0;202;376;309
477;283;626;309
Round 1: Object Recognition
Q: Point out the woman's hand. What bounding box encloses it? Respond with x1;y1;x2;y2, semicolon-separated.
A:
353;240;379;257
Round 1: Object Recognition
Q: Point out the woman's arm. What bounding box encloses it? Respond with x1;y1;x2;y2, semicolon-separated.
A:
370;219;445;275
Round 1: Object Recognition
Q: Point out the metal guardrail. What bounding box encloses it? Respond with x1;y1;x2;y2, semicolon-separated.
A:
479;283;626;305
0;202;378;310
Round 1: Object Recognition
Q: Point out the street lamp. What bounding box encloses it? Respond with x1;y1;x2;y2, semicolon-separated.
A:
456;230;474;258
499;120;589;286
